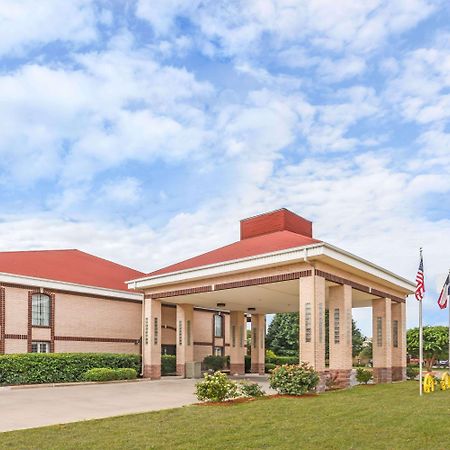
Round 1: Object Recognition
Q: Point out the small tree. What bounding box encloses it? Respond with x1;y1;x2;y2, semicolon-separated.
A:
407;326;449;370
267;311;366;358
266;313;299;356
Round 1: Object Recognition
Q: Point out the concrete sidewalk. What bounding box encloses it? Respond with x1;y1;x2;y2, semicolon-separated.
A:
0;375;272;433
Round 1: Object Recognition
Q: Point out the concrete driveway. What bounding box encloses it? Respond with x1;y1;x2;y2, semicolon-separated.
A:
0;375;272;433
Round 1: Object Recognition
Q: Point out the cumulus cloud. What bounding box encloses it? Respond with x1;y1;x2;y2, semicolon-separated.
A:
136;0;436;58
0;0;98;56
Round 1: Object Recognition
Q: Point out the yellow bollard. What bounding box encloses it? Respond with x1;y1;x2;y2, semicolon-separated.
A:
440;372;450;391
423;373;435;393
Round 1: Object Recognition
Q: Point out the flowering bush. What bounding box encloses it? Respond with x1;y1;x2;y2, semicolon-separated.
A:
239;381;265;397
269;363;319;395
195;371;238;402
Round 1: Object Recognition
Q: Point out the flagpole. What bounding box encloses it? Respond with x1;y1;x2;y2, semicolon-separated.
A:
448;269;450;373
419;248;423;396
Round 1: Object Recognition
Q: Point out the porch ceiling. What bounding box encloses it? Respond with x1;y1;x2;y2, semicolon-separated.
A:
161;279;379;314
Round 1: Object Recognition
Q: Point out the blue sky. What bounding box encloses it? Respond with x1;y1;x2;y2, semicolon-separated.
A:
1;0;449;336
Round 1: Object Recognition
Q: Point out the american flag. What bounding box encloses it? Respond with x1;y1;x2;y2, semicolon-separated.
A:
415;253;425;301
437;274;450;309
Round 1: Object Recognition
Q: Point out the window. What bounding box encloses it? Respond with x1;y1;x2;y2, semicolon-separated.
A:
305;302;312;343
187;320;191;346
377;317;383;347
162;344;176;355
153;317;159;345
31;341;49;353
334;308;340;344
32;293;50;327
393;320;399;348
214;346;224;356
318;303;324;343
214;314;223;338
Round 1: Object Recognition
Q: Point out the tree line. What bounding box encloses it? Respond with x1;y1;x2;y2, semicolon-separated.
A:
266;313;449;369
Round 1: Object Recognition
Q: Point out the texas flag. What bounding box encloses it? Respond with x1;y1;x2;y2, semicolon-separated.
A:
437;274;450;309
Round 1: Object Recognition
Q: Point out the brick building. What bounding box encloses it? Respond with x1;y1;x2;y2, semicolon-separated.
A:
0;209;415;386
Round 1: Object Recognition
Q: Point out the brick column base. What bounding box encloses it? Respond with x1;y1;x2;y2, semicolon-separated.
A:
230;363;245;375
373;367;392;383
143;364;161;380
392;366;406;381
327;369;352;388
251;363;265;375
176;364;186;377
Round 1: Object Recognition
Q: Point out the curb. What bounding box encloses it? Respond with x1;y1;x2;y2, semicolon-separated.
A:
2;378;149;391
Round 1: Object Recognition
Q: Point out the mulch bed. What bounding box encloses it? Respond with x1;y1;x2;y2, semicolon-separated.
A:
195;393;319;406
195;397;256;406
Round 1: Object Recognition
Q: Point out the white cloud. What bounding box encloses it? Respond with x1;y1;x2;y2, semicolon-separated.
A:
136;0;436;59
0;0;98;56
0;38;213;185
100;177;142;204
386;40;450;125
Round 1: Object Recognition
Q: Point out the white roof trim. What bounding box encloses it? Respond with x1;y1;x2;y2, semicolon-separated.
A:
0;272;143;301
127;242;415;293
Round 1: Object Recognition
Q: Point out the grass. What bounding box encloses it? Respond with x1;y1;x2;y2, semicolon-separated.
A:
1;382;450;449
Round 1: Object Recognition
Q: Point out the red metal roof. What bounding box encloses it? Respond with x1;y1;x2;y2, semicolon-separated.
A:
0;249;144;292
148;230;321;277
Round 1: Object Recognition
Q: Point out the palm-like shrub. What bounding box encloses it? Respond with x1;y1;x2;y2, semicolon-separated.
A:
269;363;319;395
356;367;372;384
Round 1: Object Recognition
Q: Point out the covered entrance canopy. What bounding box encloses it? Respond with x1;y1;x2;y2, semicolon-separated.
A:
128;209;415;385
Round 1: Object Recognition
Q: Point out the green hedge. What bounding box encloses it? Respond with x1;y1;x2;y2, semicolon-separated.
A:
83;368;137;382
0;353;141;386
244;356;297;373
266;356;299;366
161;355;176;375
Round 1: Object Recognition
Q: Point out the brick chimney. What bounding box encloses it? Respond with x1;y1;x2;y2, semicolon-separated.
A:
240;209;313;240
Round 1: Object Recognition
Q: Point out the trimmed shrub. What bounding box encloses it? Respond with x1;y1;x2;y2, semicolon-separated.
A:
0;353;140;386
406;366;419;380
266;356;299;366
161;355;176;375
203;355;228;371
83;367;137;382
269;363;319;395
239;381;265;397
265;363;276;373
195;371;238;402
245;355;251;373
356;367;372;385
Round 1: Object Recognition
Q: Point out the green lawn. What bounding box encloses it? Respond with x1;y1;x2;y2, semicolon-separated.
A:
1;382;450;449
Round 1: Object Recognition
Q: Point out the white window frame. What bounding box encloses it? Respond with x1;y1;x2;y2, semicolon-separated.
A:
31;293;51;327
214;314;223;338
31;341;50;353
